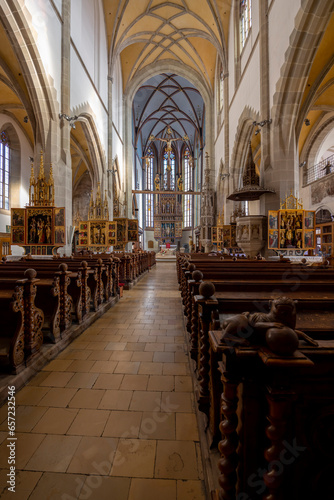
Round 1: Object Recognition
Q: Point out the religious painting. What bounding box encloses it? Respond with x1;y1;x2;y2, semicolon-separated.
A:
78;221;88;246
55;227;65;245
268;230;278;249
127;219;138;242
108;222;117;246
304;231;315;248
11;227;24;244
268;211;278;230
90;222;107;246
54;207;65;227
115;218;128;244
304;211;315;229
11;209;25;228
212;227;217;243
27;208;53;245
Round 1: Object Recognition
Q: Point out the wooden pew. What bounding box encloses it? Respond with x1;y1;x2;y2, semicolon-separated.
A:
0;269;44;372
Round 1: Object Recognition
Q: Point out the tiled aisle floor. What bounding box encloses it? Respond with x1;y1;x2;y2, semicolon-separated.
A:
0;262;207;500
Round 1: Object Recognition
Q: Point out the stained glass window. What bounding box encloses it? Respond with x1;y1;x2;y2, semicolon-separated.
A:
0;131;10;210
145;147;154;227
240;0;252;48
183;148;192;228
163;148;175;190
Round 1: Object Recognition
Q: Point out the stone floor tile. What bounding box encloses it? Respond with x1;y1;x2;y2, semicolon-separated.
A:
26;370;50;386
67;436;118;474
103;410;142;438
86;341;109;350
38;387;77;407
131;351;154;362
93;373;124;390
144;343;165;352
176;413;200;441
68;389;105;409
15;386;50;405
130;391;161;412
105;341;127;351
25;435;81;472
32;407;78;434
0;432;45;469
89;360;118;373
61;349;93;360
110;439;156;478
66;372;99;388
147;375;174;392
138;361;163;375
39;371;75;388
128;478;176;500
99;389;133;410
114;361;140;374
125;342;146;351
0;470;42;500
27;472;86;500
80;476;131;500
161;392;193;413
65;359;97;373
140;411;175;440
14;405;48;432
87;350;112;361
175;376;193;392
67;408;110;436
110;350;133;361
153;351;175;363
162;363;188;376
177;480;207;500
120;374;149;391
41;359;73;372
155;440;200;480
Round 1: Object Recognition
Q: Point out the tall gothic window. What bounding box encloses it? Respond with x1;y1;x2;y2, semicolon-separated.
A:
219;71;224;110
240;0;252;49
163;148;175;190
0;131;10;210
145;148;154;227
183;148;192;228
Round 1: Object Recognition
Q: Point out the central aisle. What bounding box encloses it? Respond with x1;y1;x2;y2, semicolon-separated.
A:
0;262;207;500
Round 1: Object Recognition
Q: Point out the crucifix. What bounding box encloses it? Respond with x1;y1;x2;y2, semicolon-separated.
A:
149;125;188;190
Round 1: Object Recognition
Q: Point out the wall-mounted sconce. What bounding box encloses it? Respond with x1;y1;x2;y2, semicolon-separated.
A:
221;173;230;180
304;119;310;126
59;113;85;129
299;161;306;168
23;116;29;123
253;119;272;135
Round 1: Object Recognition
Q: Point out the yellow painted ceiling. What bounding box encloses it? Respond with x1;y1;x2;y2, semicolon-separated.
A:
104;0;232;91
0;26;33;145
299;13;334;156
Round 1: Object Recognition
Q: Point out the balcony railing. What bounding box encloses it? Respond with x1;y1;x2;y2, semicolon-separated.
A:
305;154;334;184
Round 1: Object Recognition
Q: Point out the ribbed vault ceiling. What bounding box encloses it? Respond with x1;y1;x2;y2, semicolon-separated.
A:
103;0;231;90
133;73;204;156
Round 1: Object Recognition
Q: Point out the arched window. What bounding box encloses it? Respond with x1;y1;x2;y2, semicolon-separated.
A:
240;0;252;49
163;148;175;190
145;148;154;227
183;148;192;228
219;71;224;111
0;131;10;210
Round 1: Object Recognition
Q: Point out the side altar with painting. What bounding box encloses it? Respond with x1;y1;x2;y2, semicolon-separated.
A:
77;184;139;252
268;193;315;254
11;152;66;256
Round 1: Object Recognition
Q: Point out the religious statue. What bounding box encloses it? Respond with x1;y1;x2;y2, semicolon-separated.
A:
177;175;183;191
150;126;188;166
154;174;160;190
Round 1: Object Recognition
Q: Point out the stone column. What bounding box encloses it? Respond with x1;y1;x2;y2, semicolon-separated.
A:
52;0;72;255
107;76;114;218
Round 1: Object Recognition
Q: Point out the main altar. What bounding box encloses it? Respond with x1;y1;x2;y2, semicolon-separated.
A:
153;193;182;244
11;152;66;255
